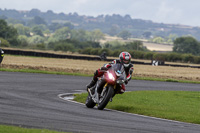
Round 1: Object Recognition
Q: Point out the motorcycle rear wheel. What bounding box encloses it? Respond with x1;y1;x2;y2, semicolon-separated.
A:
97;85;114;110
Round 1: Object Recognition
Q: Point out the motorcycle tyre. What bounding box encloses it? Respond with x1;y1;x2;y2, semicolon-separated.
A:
97;85;114;110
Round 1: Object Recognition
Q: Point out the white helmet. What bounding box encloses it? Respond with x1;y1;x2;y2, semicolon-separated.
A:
119;52;131;67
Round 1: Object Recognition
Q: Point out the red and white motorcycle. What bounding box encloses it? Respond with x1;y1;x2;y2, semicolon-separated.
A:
86;63;126;110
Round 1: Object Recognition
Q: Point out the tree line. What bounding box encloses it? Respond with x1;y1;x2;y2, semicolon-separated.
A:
0;19;104;49
2;8;200;40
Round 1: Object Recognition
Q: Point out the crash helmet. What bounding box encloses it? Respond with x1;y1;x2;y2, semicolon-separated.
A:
119;51;131;67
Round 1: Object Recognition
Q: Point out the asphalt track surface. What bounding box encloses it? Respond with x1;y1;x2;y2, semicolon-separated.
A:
0;71;200;133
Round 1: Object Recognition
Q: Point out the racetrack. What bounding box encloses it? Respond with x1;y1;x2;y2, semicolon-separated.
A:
0;71;200;133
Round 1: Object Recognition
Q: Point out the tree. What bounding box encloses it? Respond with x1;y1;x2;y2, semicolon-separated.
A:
0;19;8;38
27;16;47;26
53;27;71;41
108;25;119;36
63;22;74;30
117;30;131;40
0;19;19;46
14;24;30;36
70;29;88;42
31;26;44;36
173;36;200;55
166;34;178;44
48;22;74;32
168;34;178;41
48;23;63;32
28;35;45;45
125;41;147;51
0;37;10;47
152;37;164;43
18;35;29;47
6;18;25;25
91;29;104;42
47;36;57;44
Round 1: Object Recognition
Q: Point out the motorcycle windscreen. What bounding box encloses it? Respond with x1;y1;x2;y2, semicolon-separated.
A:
111;64;126;78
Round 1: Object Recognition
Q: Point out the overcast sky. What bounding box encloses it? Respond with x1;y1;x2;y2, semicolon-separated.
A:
0;0;199;27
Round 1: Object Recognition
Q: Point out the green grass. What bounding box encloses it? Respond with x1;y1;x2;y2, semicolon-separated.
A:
0;68;90;77
1;67;200;84
74;91;200;124
0;125;68;133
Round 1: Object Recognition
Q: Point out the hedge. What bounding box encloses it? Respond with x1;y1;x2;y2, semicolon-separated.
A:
79;48;200;64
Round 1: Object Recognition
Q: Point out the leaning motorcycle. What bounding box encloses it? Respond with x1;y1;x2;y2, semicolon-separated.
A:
86;63;126;110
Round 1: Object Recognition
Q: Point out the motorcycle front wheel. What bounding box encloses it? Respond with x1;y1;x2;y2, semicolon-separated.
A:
97;85;114;110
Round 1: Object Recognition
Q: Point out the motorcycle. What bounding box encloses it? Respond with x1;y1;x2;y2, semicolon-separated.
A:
86;63;126;110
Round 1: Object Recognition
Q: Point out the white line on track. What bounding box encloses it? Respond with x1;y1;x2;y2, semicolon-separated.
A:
58;92;200;127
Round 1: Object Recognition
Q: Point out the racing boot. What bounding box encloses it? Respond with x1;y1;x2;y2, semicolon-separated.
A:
86;78;97;91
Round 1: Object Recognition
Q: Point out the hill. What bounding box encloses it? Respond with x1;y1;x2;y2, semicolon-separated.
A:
1;8;200;40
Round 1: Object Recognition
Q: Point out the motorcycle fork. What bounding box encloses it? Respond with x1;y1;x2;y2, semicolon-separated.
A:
90;79;102;103
101;83;108;97
101;83;116;102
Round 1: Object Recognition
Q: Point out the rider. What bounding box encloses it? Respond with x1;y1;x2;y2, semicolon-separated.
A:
0;48;4;64
87;51;134;94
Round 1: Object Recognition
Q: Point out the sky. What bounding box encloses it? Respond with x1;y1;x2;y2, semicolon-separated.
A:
0;0;200;27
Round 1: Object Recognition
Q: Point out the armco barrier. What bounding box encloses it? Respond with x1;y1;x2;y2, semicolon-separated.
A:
2;48;200;68
3;49;101;61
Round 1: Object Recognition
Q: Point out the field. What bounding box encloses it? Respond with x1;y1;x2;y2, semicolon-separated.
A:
1;55;200;82
143;42;173;51
100;35;173;51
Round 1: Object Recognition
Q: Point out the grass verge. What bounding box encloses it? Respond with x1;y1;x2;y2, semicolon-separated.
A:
0;125;68;133
74;91;200;124
1;67;200;84
0;67;90;77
